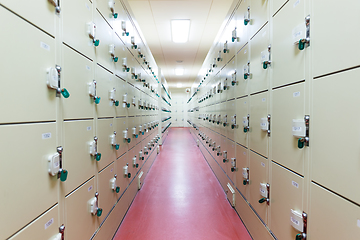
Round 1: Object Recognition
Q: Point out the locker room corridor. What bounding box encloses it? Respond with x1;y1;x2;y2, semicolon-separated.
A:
113;128;251;240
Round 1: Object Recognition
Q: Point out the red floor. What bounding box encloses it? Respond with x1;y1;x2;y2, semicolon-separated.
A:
113;128;252;240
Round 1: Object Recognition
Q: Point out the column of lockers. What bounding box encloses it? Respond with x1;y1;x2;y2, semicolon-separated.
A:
0;0;162;239
189;0;360;239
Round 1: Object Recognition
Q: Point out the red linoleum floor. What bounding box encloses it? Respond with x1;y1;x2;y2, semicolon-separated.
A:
113;128;252;240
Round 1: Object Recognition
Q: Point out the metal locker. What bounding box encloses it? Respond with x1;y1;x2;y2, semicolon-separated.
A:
63;120;95;195
248;151;269;224
312;69;360;204
249;23;270;94
96;0;119;28
272;0;306;88
249;91;269;157
127;85;138;117
97;162;118;223
62;46;94;120
115;153;129;194
95;65;116;118
312;0;360;78
226;100;237;142
1;0;56;37
309;183;360;240
0;123;58;240
234;0;249;53
94;11;115;73
97;119;116;171
235;97;249;147
115;78;128;117
128;117;140;149
65;178;96;240
235;145;249;199
219;102;227;136
272;82;306;175
8;205;59;240
249;0;269;39
224;59;236;101
113;36;128;80
0;8;56;124
235;45;249;98
225;140;237;185
62;0;95;60
270;162;304;240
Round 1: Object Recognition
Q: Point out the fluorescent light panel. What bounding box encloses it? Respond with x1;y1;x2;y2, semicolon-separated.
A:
171;20;190;43
175;68;184;76
176;83;183;88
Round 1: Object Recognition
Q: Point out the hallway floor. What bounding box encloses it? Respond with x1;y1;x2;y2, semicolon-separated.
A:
113;128;252;240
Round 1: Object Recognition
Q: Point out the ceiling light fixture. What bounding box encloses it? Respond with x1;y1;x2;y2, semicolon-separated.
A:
177;83;183;88
175;68;184;76
171;19;190;43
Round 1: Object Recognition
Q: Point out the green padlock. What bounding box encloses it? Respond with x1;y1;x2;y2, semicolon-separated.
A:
259;198;267;204
96;153;101;161
223;159;227;163
60;169;68;182
263;62;268;70
231;125;235;129
231;81;235;86
298;138;305;149
127;138;131;143
95;97;101;104
126;67;130;72
97;208;103;217
116;186;120;193
243;179;247;185
231;168;235;172
244;74;248;80
94;39;100;47
298;40;305;50
223;123;226;127
127;103;130;108
142;157;144;160
113;13;118;19
296;234;303;240
136;163;139;168
115;101;119;106
113;57;119;62
135;134;138;138
127;173;131;178
126;32;129;36
244;19;249;26
61;88;70;98
217;152;220;156
115;144;119;150
244;127;248;133
142;132;144;135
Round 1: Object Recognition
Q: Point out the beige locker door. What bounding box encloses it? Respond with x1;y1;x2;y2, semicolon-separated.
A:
95;65;116;118
219;70;228;103
249;23;270;94
114;36;128;80
226;140;237;185
65;178;96;240
127;85;137;117
249;91;269;157
249;0;269;39
9;205;59;240
115;153;128;194
309;183;360;240
1;0;56;37
98;162;118;223
312;0;360;77
272;82;305;175
115;78;128;117
63;120;95;195
219;102;227;137
0;123;58;240
312;69;360;204
249;151;268;224
227;100;237;142
225;59;236;101
62;46;94;120
235;145;249;199
97;119;116;171
62;0;94;60
235;45;249;98
272;0;306;88
235;0;250;53
96;0;117;28
128;117;140;148
95;11;114;73
235;97;249;147
270;162;304;240
0;9;56;124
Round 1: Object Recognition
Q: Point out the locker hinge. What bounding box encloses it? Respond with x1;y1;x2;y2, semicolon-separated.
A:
223;41;229;54
296;212;308;240
56;65;61;97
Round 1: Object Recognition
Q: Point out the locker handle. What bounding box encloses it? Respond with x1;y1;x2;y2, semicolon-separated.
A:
113;13;118;19
244;127;248;133
96;153;102;161
93;39;100;47
115;144;119;150
113;57;119;62
127;103;131;108
244;19;250;26
128;173;131;178
115;186;120;193
135;163;139;168
263;61;271;70
296;233;306;240
61;88;70;98
259;198;267;203
114;101;119;106
95;97;101;104
243;179;249;185
96;208;103;217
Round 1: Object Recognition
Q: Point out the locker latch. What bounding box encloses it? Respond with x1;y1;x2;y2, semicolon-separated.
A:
110;174;120;193
147;142;152;150
260;115;271;136
217;50;223;62
122;58;130;72
136;73;145;82
48;147;68;182
47;65;70;98
209;63;213;73
109;88;119;106
88;192;102;217
243;61;251;80
294;212;307;240
212;58;217;68
262;45;272;69
139;150;144;160
143;56;148;65
144;146;149;155
216;146;222;156
123;129;131;143
223;78;229;90
48;0;61;13
123;94;130;108
87;22;100;47
123;163;131;178
231;115;238;129
217;115;221;125
138;48;143;58
293;115;310;149
231;71;237;86
212;142;217;151
243;114;250;133
131;68;138;79
297;16;310;50
231;158;237;172
223;115;228;127
49;224;65;240
109;44;118;62
132;127;138;138
223;41;229;54
88;80;100;104
110;131;120;150
259;183;270;205
223;151;228;163
108;0;118;18
121;21;129;36
133;156;139;168
232;27;239;42
244;6;250;26
131;36;138;49
242;168;249;185
90;136;102;161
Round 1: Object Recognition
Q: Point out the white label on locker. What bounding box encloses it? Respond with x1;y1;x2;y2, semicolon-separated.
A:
292;24;305;43
110;123;113;127
243;152;246;155
44;218;54;230
291;217;300;226
53;160;59;169
261;162;265;167
292;181;299;188
42;133;52;139
293;0;300;8
293;91;300;97
110;168;113;172
87;126;92;131
86;65;91;71
85;3;90;10
292;126;302;132
260;188;266;195
40;42;50;51
262;98;266;102
88;185;93;192
243;65;248;75
244;49;247;54
357;219;360;228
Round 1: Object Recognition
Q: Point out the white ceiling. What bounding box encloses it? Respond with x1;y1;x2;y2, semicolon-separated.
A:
127;0;234;88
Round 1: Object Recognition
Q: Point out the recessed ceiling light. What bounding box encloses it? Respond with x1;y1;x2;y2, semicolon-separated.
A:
176;60;183;63
177;83;183;88
175;68;184;76
171;20;190;43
